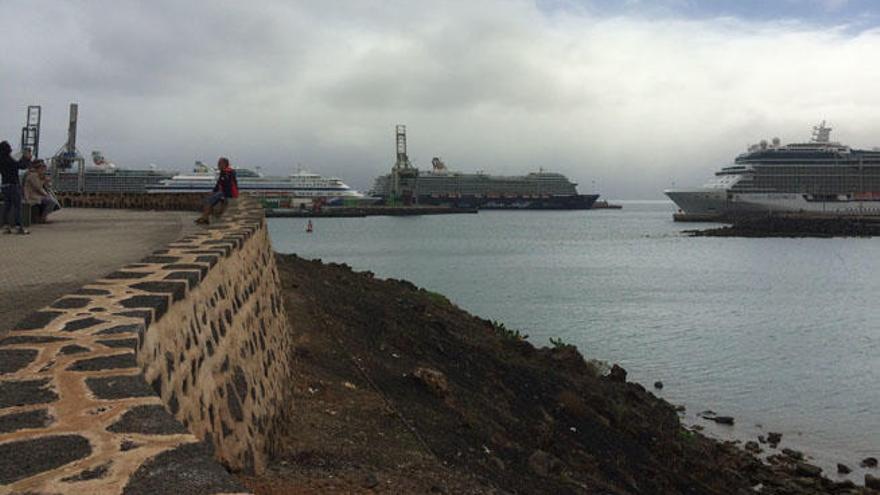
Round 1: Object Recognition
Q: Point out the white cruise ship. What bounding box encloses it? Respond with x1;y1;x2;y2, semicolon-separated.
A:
148;163;364;203
666;122;880;218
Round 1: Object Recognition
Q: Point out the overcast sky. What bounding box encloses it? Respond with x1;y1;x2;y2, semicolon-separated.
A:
4;0;880;198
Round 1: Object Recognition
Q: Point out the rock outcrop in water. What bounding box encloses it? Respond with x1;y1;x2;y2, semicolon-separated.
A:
686;215;880;238
238;254;877;494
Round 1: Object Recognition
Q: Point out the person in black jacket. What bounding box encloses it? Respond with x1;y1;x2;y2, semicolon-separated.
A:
195;157;238;225
0;141;32;234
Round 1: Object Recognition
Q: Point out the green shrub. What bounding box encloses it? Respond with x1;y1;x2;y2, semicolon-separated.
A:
424;290;451;306
492;320;528;341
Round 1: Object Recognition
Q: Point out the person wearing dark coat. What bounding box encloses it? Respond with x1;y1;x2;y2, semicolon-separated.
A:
0;141;32;234
195;157;239;225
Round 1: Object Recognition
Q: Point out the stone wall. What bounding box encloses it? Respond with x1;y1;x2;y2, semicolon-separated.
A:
56;192;204;211
0;198;290;494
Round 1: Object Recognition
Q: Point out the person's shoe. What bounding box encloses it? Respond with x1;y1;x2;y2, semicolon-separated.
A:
16;227;29;235
194;217;209;225
2;226;11;234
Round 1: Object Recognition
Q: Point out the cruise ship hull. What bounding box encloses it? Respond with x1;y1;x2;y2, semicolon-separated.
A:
667;189;880;219
54;171;174;193
665;189;731;216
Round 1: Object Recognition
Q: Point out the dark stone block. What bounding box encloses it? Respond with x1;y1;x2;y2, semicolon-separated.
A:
59;344;91;355
116;310;153;327
227;383;244;421
130;281;186;302
89;307;106;312
168;393;179;415
0;434;92;484
105;271;150;279
0;378;57;408
119;295;169;322
97;338;138;350
74;288;111;296
122;441;248;494
50;297;92;309
107;405;188;435
61;461;111;482
120;440;139;451
150;376;162;396
13;311;63;331
141;255;180;264
165;351;175;374
162;263;208;278
0;408;52;434
233;366;248;404
164;271;201;290
67;353;136;372
86;375;155;400
62;317;106;332
0;335;69;346
242;447;255;474
194;255;219;267
96;324;142;336
0;349;38;374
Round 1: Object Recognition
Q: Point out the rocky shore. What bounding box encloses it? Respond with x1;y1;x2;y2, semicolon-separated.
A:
238;254;878;494
685;215;880;238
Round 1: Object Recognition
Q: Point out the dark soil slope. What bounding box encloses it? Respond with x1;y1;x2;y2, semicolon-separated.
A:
239;254;875;494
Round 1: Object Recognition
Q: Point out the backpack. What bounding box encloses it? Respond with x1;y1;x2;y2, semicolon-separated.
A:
229;169;239;198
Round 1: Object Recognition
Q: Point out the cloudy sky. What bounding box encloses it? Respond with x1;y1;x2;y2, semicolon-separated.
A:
4;0;880;198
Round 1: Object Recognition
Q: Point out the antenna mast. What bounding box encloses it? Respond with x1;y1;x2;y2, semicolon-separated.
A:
811;120;832;143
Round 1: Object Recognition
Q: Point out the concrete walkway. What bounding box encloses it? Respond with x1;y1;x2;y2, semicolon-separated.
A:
0;208;197;332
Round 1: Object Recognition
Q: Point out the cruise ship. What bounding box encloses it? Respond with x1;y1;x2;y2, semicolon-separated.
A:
665;122;880;219
53;151;175;193
372;158;599;209
147;163;364;203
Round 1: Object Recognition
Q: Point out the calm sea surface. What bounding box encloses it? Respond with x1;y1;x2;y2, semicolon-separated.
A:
269;201;879;478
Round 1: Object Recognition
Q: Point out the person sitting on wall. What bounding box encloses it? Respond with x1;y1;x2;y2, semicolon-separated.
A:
23;160;60;223
0;141;33;235
195;157;238;225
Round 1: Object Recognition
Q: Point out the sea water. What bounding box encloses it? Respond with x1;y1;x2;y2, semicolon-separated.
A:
269;201;879;480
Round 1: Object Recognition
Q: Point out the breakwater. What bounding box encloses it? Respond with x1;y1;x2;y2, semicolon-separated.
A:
0;197;288;494
265;205;479;217
684;214;880;237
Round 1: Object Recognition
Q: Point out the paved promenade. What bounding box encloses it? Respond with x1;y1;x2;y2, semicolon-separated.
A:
0;208;197;332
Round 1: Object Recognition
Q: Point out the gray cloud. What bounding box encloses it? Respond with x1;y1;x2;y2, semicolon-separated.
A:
3;0;880;198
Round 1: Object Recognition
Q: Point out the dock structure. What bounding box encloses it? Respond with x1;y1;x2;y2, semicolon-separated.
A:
265;205;478;218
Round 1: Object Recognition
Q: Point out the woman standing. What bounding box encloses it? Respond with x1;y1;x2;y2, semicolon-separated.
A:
0;141;32;234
